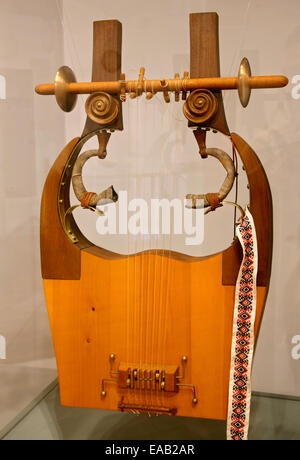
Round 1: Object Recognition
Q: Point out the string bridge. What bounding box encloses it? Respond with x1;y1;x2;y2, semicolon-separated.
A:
118;398;177;416
101;355;198;405
118;363;179;392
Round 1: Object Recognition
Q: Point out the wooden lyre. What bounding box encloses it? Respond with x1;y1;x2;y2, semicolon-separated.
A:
37;13;287;423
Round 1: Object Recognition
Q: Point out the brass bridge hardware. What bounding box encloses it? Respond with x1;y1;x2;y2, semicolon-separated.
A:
101;354;198;404
176;355;187;380
118;363;179;392
176;356;198;404
101;353;119;397
101;378;118;397
118;398;177;416
109;353;119;375
176;383;198;405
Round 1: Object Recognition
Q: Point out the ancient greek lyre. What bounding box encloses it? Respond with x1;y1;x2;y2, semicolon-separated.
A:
36;13;288;428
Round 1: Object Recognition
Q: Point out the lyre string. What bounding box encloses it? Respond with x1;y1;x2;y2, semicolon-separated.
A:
138;94;146;403
134;94;140;408
141;95;148;404
151;92;166;406
149;94;158;406
143;93;153;408
156;92;166;407
230;137;239;236
149;94;159;408
155;90;174;407
138;95;143;402
160;99;175;407
223;0;252;109
126;97;131;405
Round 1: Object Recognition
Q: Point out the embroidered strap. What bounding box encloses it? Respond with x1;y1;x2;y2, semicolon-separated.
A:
227;207;258;441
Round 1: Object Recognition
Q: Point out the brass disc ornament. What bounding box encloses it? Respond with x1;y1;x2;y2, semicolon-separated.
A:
183;89;218;124
85;91;119;125
238;57;252;108
54;66;77;112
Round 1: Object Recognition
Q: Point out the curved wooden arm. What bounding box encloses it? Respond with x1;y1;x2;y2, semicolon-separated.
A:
72;149;118;207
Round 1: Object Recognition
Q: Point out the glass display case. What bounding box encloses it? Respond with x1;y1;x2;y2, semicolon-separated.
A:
0;0;299;441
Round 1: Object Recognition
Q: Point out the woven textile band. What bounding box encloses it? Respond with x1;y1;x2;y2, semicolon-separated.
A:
227;207;258;441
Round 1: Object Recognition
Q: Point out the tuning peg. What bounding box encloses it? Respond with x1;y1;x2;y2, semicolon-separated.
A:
137;67;145;95
120;73;126;102
146;81;156;100
129;67;145;99
160;79;170;103
182;71;189;100
174;73;180;101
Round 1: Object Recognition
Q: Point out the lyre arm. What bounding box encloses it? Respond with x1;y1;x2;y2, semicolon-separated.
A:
35;74;288;96
186;147;236;210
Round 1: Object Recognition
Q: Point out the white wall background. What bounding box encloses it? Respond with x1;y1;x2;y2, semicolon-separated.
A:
0;0;299;433
0;0;65;430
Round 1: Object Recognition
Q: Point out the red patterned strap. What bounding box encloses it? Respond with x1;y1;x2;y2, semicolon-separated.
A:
227;207;258;441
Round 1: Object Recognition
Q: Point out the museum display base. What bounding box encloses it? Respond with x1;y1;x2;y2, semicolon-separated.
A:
1;381;299;440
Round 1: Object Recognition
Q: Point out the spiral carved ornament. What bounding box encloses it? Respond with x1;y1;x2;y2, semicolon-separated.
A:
183;89;218;124
85;91;119;125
